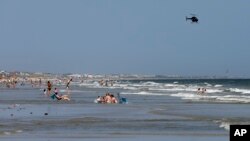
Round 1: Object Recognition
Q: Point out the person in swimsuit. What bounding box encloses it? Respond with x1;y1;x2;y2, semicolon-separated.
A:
54;87;62;100
53;87;70;101
110;94;118;104
47;81;52;96
66;78;73;89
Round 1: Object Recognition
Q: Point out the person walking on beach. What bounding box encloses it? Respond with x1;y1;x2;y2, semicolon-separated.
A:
47;81;52;96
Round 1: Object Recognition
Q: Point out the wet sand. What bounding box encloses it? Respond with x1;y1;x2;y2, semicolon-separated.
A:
0;86;232;141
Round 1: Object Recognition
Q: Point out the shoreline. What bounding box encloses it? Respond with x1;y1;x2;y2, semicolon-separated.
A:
0;134;228;141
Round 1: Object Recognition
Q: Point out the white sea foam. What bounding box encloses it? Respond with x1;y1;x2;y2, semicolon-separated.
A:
229;88;250;94
79;81;100;87
169;92;250;103
214;84;223;87
216;95;250;103
111;83;140;90
115;84;129;88
219;122;230;131
206;89;224;93
123;87;138;90
149;88;184;91
214;120;230;131
120;91;165;96
3;131;11;135
15;130;23;133
64;80;250;104
204;82;212;87
184;87;200;92
141;81;160;86
170;93;201;100
59;89;89;93
147;84;222;94
184;85;223;93
164;84;182;87
215;119;250;131
223;95;250;98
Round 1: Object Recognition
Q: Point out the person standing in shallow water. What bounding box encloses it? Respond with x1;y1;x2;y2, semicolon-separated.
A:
47;81;52;96
66;78;73;89
66;78;73;94
39;78;42;88
197;88;201;94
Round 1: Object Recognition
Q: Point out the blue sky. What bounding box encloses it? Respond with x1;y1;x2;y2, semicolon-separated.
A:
0;0;250;77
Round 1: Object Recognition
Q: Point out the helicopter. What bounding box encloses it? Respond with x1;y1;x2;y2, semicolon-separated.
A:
186;14;199;23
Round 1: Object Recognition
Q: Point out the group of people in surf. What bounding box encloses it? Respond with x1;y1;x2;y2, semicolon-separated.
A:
98;79;114;87
0;78;18;88
43;79;125;104
197;87;206;95
44;78;73;101
95;93;118;104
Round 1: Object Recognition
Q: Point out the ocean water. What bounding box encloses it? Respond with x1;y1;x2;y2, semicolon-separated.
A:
1;79;250;140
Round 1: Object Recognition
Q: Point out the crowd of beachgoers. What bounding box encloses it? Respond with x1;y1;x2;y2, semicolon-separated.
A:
0;72;123;103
